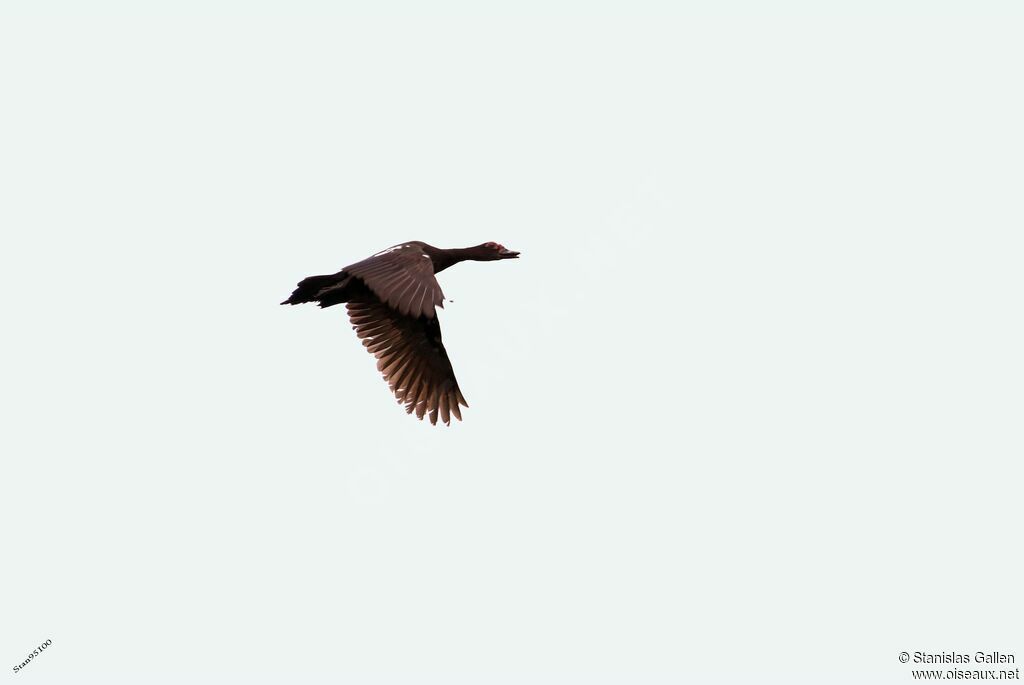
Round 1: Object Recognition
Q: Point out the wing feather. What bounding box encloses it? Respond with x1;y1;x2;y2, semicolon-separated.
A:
345;294;466;425
344;242;444;319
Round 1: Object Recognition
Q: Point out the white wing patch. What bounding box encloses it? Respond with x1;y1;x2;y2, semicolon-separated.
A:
373;243;412;257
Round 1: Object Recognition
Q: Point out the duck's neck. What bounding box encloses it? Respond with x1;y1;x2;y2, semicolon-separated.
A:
425;246;479;274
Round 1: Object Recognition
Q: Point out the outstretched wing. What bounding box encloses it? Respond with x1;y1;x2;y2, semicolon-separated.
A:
343;242;444;319
346;295;468;425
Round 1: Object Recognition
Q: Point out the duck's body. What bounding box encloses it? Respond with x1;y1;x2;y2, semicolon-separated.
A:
281;241;519;425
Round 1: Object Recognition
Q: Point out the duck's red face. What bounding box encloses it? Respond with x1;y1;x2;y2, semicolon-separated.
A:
482;241;520;259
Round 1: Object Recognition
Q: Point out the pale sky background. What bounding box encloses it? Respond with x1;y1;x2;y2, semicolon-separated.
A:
1;1;1022;683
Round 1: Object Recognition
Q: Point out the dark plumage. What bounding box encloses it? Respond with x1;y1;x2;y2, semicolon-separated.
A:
281;241;520;425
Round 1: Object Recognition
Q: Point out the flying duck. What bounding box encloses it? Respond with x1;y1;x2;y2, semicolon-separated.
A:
281;241;520;425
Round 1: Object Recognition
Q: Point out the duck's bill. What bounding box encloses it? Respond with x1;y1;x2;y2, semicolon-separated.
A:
500;247;520;257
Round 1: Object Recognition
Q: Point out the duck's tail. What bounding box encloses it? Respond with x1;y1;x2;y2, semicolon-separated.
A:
280;272;351;308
